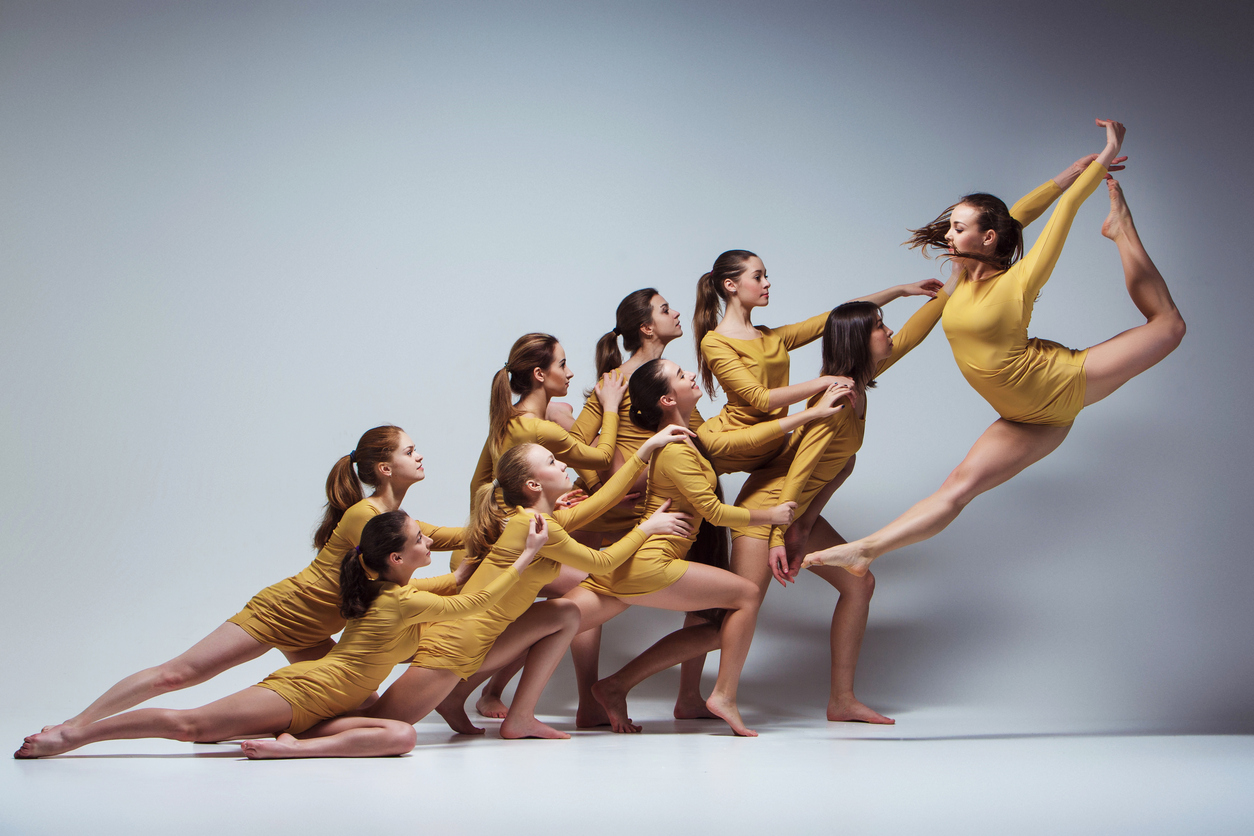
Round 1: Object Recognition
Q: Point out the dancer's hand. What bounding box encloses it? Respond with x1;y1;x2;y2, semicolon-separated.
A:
1053;153;1127;190
555;489;587;510
817;375;858;410
768;501;798;527
900;278;944;298
810;382;853;419
769;545;803;586
511;513;549;572
1095;119;1126;168
640;498;694;538
595;368;628;413
638;424;695;460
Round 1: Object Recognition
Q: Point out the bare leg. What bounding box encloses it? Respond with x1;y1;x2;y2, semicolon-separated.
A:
1083;178;1185;405
423;600;581;739
782;456;855;563
477;563;591;718
673;613;718;721
18;687;292;758
595;619;720;733
803;518;893;724
806;419;1071;574
628;565;762;737
53;623;274;730
241;716;416;759
365;667;462;725
565;588;630;728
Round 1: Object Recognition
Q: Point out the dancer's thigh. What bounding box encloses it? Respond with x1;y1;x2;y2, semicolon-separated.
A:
629;564;755;613
563;586;630;632
945;419;1071;499
479;600;578;671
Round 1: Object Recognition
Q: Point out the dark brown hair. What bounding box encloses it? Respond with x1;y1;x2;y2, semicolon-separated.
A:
593;288;659;379
314;425;404;550
463;443;541;563
820;302;883;390
906;193;1024;271
693;250;757;396
489;333;559;457
338;510;410;619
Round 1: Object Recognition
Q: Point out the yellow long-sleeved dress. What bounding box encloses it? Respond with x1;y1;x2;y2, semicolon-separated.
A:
567;390;780;533
257;568;520;733
467;411;621;508
227;498;464;652
411;455;650;678
732;293;949;545
942;161;1106;427
697;313;829;473
580;441;752;598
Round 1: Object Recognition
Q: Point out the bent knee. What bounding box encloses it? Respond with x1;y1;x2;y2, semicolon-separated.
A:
729;577;761;611
385;722;417;755
547;598;582;629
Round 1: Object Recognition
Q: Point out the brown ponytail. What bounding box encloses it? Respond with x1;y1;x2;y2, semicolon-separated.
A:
906;193;1024;271
314;425;404;550
693;250;756;396
489;333;559;457
339;510;410;619
463;443;542;561
593;288;660;380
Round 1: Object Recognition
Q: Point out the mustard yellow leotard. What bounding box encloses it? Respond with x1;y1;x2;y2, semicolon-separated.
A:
732;293;949;545
942;160;1106;427
568;376;787;534
412;454;651;678
467;411;621;507
257;568;520;733
581;441;752;598
227;499;464;652
697;312;829;473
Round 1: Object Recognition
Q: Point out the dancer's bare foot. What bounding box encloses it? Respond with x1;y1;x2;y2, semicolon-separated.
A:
40;721;70;735
240;734;300;759
500;716;570;740
474;693;509;719
673;693;719;721
575;699;611;729
436;698;485;735
802;542;872;577
1101;178;1135;242
14;727;78;759
705;693;757;737
827;697;895;725
590;678;641;734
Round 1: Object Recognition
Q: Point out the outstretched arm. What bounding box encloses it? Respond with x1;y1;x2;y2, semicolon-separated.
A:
851;279;944;308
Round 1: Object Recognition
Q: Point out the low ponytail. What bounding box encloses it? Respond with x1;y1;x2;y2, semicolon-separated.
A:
339;510;410;618
693;251;756;397
490;334;559;457
463;444;542;561
314;425;403;550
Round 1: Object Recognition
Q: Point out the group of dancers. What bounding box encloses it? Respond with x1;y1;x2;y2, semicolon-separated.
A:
16;119;1184;759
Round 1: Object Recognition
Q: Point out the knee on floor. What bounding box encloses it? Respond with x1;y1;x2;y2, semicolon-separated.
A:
382;722;417;755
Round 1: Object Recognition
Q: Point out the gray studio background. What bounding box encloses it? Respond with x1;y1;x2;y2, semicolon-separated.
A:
2;0;1250;733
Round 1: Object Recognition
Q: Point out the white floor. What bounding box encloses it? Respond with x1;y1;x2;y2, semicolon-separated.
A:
5;701;1252;836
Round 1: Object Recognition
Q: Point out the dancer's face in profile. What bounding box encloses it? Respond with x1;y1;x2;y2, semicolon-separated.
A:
648;294;683;343
725;256;770;308
395;516;434;573
659;358;702;413
525;446;573;502
387;431;425;485
945;204;996;262
537;343;574;398
867;316;895;364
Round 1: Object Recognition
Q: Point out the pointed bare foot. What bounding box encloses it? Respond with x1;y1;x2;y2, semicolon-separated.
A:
500;716;570;740
1101;178;1135;241
475;693;509;719
673;694;719;721
240;734;300;759
14;727;78;759
40;721;70;735
827;698;895;724
436;700;485;735
591;678;641;733
705;694;757;737
802;542;872;577
575;700;611;729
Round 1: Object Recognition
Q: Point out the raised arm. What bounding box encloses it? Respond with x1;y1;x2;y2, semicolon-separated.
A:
850;279;944;308
875;291;949;376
